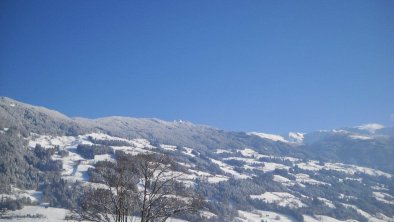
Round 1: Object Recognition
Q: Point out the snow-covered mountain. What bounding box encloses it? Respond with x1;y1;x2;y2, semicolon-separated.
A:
355;123;385;133
249;132;305;144
1;97;394;222
250;123;390;145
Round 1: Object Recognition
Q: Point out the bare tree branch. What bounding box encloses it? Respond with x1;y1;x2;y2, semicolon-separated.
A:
69;152;202;222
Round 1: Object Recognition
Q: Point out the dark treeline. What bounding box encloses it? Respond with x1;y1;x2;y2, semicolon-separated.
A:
76;144;114;159
88;136;131;147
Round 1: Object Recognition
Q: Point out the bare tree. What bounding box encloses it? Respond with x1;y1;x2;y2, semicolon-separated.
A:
70;158;138;222
69;152;202;222
136;154;202;222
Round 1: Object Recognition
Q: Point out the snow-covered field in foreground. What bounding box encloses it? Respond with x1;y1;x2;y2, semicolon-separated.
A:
0;205;188;222
236;210;371;222
0;186;42;203
0;206;70;222
3;206;393;222
236;210;296;222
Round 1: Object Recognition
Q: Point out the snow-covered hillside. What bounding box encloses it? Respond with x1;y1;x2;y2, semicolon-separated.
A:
3;132;390;221
2;97;394;222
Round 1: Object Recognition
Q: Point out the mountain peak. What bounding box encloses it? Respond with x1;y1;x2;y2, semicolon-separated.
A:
355;123;384;133
248;132;304;144
248;132;288;142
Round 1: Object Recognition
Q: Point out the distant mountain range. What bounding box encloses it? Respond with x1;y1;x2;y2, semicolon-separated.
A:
1;96;393;173
1;96;394;222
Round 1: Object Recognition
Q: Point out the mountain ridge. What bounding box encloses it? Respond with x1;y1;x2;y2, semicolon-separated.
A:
1;96;394;173
1;96;394;222
0;97;292;155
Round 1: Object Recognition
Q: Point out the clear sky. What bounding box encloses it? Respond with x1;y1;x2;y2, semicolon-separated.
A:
1;1;393;133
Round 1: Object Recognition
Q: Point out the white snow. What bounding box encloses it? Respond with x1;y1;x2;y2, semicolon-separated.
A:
325;163;392;178
182;147;196;157
223;157;261;165
237;210;296;222
332;129;350;134
297;161;324;171
185;169;229;183
317;197;335;208
340;203;391;222
249;132;304;144
273;175;291;183
52;148;89;182
0;205;70;222
296;161;392;178
287;132;304;144
199;210;217;219
295;173;330;186
344;177;362;182
249;132;288;142
349;134;372;140
221;150;295;173
215;149;233;154
372;192;394;205
0;187;42;203
28;133;233;188
74;163;93;181
94;154;114;162
0;205;190;222
112;145;153;156
261;162;290;172
210;158;250;179
23;132;394;222
371;185;389;192
28;134;77;149
273;175;296;186
160;144;177;151
130;138;155;149
356;123;384;133
338;193;357;201
85;133;155;149
86;132;130;143
250;192;306;208
205;175;229;183
303;214;357;222
237;148;262;158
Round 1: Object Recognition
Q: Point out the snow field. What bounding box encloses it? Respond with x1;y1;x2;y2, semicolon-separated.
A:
250;192;306;208
0;186;42;203
0;206;71;222
236;210;297;222
24;133;394;222
210;158;250;179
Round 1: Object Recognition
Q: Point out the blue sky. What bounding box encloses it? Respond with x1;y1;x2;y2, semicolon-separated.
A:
1;1;393;133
